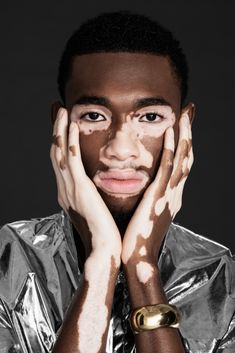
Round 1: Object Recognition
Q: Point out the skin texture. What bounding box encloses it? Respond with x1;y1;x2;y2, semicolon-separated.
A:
50;52;195;353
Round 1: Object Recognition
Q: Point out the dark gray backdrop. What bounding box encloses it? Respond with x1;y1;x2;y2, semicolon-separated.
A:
1;1;234;250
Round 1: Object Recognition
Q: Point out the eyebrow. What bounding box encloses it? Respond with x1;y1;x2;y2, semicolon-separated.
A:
73;96;172;110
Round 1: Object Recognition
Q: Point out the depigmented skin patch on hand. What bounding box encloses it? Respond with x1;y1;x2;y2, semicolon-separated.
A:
68;206;120;353
170;139;190;188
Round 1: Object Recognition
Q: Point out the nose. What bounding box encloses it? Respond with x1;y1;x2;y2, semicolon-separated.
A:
104;130;140;161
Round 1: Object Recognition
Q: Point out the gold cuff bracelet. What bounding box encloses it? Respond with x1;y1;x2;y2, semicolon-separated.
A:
130;303;180;334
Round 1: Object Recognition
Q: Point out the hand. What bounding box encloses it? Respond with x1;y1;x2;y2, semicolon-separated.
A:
121;112;193;267
50;107;121;264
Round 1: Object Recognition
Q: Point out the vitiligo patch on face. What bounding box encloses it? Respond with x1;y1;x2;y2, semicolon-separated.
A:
97;110;176;174
136;261;154;284
70;104;112;135
99;133;154;170
119;107;176;139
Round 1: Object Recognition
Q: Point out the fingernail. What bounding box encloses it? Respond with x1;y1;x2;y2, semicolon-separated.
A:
184;112;190;124
57;107;65;119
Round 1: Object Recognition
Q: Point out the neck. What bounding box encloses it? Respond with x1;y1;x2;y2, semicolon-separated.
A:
112;210;134;238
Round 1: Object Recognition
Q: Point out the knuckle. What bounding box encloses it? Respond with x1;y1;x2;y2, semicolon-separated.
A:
55;147;61;163
165;158;173;168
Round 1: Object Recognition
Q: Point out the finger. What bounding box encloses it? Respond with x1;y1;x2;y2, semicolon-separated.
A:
171;175;188;220
56;108;68;171
50;144;68;210
151;127;175;198
180;119;193;178
50;109;69;210
187;124;194;171
68;121;86;183
54;109;76;210
170;113;190;188
170;120;193;217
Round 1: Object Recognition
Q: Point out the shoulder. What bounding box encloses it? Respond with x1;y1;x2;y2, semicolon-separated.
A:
0;210;70;246
161;223;235;348
166;222;232;264
0;210;77;259
0;210;79;307
161;222;235;291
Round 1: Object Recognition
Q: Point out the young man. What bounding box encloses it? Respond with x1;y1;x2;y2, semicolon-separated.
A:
0;11;234;353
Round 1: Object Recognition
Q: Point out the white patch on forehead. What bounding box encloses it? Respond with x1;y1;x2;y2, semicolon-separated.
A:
136;261;154;284
139;246;147;256
78;255;113;353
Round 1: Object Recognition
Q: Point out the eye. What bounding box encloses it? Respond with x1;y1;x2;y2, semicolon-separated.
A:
80;112;106;122
139;113;165;123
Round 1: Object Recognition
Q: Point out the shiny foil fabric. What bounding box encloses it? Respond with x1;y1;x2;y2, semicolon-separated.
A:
0;211;235;352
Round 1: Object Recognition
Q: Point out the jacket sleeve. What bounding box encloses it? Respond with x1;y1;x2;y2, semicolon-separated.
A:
0;300;22;353
216;311;235;352
216;255;235;352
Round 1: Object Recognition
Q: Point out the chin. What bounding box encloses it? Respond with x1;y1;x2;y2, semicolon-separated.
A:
97;187;143;216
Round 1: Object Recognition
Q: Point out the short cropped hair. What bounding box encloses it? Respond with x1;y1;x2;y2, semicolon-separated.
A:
57;11;188;105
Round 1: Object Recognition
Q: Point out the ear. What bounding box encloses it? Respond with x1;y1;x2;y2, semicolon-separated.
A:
181;102;196;125
50;101;64;126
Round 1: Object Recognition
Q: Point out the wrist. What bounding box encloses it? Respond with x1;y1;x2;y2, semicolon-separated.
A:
85;250;121;274
124;258;159;278
123;262;165;308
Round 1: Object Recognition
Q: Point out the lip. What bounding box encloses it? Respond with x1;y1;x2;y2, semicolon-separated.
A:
94;169;149;194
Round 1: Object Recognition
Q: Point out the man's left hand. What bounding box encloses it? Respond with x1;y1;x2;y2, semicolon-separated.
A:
121;112;193;268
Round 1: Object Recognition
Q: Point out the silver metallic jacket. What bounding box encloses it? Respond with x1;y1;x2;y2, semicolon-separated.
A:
0;211;235;353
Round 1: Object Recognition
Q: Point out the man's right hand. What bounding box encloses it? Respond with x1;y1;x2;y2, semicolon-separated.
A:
50;106;121;264
50;106;122;353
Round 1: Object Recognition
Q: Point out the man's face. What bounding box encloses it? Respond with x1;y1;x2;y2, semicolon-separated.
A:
63;53;185;216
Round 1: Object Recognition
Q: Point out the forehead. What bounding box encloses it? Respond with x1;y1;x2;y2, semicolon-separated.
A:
65;52;181;113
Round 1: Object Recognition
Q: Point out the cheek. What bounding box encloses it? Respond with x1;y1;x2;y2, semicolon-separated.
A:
173;121;180;147
140;136;164;178
79;131;108;178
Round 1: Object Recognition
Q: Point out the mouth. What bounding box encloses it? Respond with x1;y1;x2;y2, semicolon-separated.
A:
93;169;149;195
